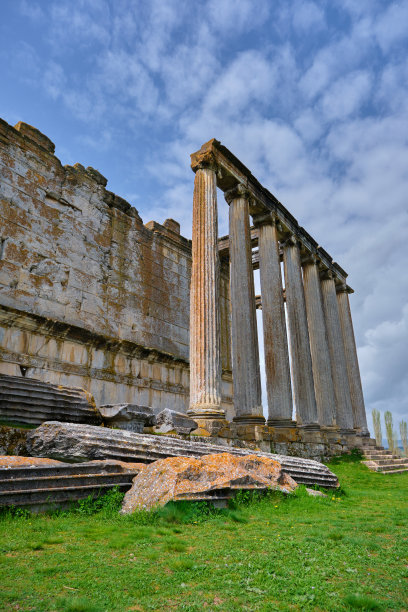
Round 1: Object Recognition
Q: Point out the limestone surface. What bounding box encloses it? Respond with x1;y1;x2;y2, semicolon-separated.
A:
121;452;297;513
98;403;155;432
26;422;339;488
154;408;197;434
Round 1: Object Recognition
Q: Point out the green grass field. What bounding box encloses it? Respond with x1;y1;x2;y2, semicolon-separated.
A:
0;457;407;611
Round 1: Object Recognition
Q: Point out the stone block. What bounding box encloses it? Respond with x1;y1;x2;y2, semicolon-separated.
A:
154;408;197;435
98;404;155;432
26;422;339;488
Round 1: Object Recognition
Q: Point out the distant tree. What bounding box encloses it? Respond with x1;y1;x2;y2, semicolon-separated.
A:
372;409;382;446
384;411;396;454
400;421;408;457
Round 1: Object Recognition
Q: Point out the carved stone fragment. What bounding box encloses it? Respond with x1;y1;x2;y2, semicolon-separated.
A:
26;422;339;488
98;404;155;432
154;408;197;434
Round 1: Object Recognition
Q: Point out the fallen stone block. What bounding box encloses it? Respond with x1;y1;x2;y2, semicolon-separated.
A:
0;373;101;427
0;455;144;512
98;404;155;432
121;453;297;513
154;408;197;434
26;422;339;488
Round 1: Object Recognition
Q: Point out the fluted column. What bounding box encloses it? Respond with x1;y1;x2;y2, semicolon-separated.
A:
254;213;293;426
225;184;264;424
283;237;319;428
320;272;353;431
302;257;336;427
337;286;369;435
188;152;224;419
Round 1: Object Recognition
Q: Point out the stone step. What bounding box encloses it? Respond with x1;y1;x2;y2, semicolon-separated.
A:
374;463;408;472
27;422;340;489
363;454;395;461
368;458;408;466
377;467;408;474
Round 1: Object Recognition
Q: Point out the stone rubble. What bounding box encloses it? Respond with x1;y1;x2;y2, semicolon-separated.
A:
26;422;339;488
98;403;155;432
121;452;297;513
0;373;101;427
154;408;197;434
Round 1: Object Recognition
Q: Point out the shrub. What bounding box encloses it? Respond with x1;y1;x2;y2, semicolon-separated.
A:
399;420;408;456
384;411;396;454
372;409;382;446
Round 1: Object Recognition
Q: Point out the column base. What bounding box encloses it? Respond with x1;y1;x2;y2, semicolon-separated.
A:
233;414;266;425
355;427;370;437
187;406;226;420
267;418;297;428
298;423;321;432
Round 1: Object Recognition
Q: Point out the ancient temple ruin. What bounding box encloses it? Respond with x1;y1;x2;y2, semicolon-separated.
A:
0;119;372;461
187;139;369;452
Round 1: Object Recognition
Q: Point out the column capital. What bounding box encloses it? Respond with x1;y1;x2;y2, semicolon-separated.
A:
336;282;354;294
224;183;251;204
320;268;334;281
282;234;301;249
190;149;218;173
252;211;278;228
301;252;319;266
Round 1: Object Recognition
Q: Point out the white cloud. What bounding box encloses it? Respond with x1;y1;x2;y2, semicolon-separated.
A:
320;70;372;121
208;0;270;33
43;61;66;100
374;0;408;52
19;0;44;21
292;0;326;32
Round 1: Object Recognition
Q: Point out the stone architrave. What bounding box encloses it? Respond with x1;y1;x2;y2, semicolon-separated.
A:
302;257;336;427
188;148;224;420
320;273;354;431
225;184;264;424
254;213;294;427
283;237;319;428
336;286;369;435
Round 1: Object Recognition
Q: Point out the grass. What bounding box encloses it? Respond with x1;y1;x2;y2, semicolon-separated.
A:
0;458;407;611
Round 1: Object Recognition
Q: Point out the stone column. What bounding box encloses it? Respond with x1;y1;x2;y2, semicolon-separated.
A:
254;213;294;427
336;286;369;435
302;257;336;427
188;152;224;420
225;184;264;424
320;272;353;431
283;237;319;428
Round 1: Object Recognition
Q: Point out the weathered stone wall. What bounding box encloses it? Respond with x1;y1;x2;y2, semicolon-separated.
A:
0;119;233;416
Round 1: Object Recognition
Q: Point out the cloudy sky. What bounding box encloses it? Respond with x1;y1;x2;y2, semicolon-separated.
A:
1;0;407;437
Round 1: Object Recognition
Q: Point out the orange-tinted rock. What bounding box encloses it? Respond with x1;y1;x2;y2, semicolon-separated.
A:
0;455;146;472
0;455;64;468
121;452;297;513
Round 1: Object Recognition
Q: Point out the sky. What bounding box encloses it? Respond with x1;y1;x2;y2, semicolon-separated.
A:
1;0;407;438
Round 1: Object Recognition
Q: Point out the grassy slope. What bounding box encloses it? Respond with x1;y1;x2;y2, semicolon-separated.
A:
0;459;407;612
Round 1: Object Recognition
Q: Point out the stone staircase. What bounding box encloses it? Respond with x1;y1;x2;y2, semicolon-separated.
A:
27;422;340;489
363;447;408;474
0;461;139;512
0;374;101;427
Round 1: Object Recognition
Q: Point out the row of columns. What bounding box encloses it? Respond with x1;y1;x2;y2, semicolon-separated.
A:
188;158;368;436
